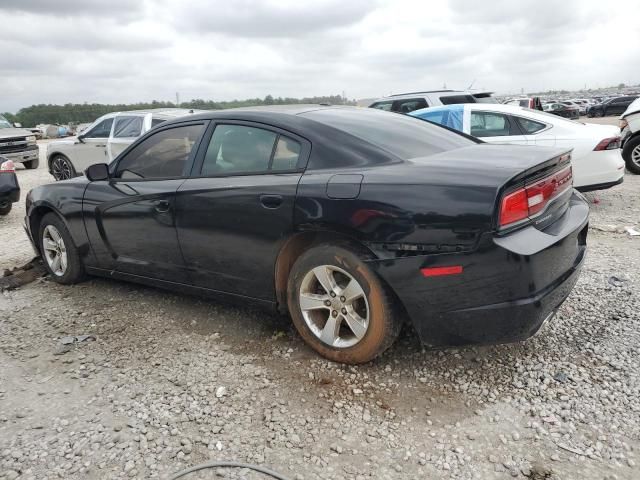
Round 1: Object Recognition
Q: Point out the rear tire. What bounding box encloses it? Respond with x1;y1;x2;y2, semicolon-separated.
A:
38;213;85;284
0;202;11;216
23;158;39;170
623;136;640;175
287;244;402;364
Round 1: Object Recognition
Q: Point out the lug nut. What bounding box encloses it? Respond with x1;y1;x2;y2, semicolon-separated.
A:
330;292;336;298
324;300;331;307
332;310;338;317
341;308;347;315
340;296;346;302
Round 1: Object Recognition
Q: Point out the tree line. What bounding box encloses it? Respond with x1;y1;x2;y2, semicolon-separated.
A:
2;95;354;127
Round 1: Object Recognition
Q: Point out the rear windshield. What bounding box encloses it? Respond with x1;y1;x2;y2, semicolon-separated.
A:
301;108;476;160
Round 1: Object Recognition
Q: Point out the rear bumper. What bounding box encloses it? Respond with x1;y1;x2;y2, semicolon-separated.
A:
0;172;20;204
371;192;588;347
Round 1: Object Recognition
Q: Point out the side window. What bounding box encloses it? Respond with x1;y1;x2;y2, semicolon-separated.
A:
370;101;394;111
151;118;166;128
395;98;428;113
113;116;143;138
84;118;113;138
470;112;514;137
515;117;546;134
440;95;475;105
115;124;204;179
272;136;302;171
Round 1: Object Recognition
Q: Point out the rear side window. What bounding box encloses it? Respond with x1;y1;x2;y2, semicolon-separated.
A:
395;98;428;113
370;101;393;111
440;95;476;105
113;116;143;138
515;116;546;134
301;108;475;161
151;118;167;128
115;124;204;179
470;112;517;137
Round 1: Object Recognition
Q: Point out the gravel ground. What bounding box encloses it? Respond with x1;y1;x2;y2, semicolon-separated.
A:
1;124;639;480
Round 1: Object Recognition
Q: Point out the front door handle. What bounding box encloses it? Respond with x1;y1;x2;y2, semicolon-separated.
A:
95;144;106;148
260;194;283;209
152;199;171;213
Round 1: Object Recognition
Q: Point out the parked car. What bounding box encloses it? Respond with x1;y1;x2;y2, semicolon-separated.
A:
410;104;624;191
543;102;580;120
368;89;497;114
0;158;20;215
620;97;640;174
569;99;589;115
560;101;585;115
46;108;203;180
587;96;638;117
503;97;543;110
0;114;39;169
25;106;588;364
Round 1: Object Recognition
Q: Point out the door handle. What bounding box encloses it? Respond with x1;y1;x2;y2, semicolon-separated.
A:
260;194;283;209
95;144;106;148
152;199;171;213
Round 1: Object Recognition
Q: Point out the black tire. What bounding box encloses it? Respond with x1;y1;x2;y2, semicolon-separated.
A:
622;136;640;175
0;202;11;216
38;212;86;284
287;244;402;364
596;110;604;118
23;158;39;170
50;155;76;181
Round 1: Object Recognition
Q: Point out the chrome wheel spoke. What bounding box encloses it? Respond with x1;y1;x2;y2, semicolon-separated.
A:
51;254;61;273
312;266;337;295
320;314;341;346
43;238;57;251
342;310;367;340
340;278;365;303
300;293;330;311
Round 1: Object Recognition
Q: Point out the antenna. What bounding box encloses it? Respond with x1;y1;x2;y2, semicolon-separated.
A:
467;79;476;90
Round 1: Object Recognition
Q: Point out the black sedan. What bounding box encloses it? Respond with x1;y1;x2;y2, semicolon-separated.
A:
24;106;588;363
587;96;638;117
0;157;20;215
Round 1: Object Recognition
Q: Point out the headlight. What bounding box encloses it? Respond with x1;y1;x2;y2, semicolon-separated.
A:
26;135;36;143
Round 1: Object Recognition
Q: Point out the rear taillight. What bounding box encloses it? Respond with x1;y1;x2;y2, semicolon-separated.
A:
0;160;15;172
594;137;621;151
499;164;573;229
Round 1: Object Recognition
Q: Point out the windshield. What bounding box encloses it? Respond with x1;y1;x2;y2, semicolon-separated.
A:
301;107;477;160
0;115;12;129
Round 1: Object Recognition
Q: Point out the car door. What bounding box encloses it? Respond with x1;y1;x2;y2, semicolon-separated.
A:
83;121;207;283
72;117;114;171
107;114;145;162
175;121;310;301
468;111;528;145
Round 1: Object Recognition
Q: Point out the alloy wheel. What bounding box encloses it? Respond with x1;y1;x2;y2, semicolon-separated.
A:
42;225;67;276
299;265;370;348
52;157;73;180
632;144;640;169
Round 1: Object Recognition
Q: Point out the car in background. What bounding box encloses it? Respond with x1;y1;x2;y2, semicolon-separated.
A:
411;103;624;192
25;105;588;364
569;99;591;115
368;90;497;114
0;158;20;216
587;96;638;118
560;101;586;115
0;114;39;169
503;97;543;110
46;108;204;180
620;97;640;174
543;102;580;120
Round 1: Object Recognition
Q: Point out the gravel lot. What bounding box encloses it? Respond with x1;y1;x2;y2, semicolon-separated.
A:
1;121;639;480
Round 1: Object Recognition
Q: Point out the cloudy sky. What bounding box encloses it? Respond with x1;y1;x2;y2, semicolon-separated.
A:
1;0;638;112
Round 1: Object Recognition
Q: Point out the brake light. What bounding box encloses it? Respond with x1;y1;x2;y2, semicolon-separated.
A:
499;165;573;228
594;137;621;151
0;160;15;172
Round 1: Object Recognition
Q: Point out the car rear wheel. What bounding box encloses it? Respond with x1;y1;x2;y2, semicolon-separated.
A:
623;136;640;175
287;244;402;364
0;202;11;216
51;155;76;181
23;158;39;170
38;213;85;284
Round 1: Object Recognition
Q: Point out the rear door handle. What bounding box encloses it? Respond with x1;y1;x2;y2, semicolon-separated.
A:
152;199;171;213
260;194;283;209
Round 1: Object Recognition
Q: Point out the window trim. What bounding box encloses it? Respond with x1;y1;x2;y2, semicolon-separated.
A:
108;120;210;182
189;120;312;179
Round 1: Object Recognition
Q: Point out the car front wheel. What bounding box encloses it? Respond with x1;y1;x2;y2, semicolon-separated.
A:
51;155;76;181
623;136;640;175
287;244;402;364
38;213;85;284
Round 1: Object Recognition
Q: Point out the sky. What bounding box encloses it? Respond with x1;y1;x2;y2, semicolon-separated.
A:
1;0;639;112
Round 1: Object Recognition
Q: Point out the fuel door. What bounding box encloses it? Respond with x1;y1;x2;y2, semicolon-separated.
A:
326;174;364;199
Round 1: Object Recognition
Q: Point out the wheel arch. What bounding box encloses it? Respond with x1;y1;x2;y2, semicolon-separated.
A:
28;203;68;255
47;151;71;171
274;229;378;314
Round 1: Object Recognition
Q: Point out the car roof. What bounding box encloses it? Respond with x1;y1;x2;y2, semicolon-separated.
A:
371;90;494;102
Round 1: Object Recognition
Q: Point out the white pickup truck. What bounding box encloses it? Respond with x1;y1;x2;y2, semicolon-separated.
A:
46;108;203;180
0;114;39;169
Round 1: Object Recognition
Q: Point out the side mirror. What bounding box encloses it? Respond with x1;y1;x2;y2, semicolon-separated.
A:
13;122;22;128
85;163;109;182
77;134;85;144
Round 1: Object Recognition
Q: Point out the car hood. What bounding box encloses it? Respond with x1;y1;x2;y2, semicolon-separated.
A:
48;136;78;147
0;127;35;139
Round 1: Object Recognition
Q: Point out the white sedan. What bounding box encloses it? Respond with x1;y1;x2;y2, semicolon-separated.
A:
410;103;624;192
